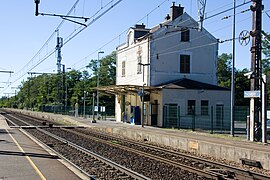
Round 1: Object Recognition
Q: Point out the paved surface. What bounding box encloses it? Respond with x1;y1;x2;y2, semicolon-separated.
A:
0;115;84;180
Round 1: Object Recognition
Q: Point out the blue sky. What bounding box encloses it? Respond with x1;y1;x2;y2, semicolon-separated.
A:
0;0;269;97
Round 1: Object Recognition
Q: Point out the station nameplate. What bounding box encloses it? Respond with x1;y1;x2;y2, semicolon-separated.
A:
244;91;260;98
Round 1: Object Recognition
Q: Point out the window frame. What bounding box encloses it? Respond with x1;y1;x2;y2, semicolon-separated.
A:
137;55;142;74
180;54;190;74
181;29;190;42
187;100;196;115
122;61;126;77
201;100;209;115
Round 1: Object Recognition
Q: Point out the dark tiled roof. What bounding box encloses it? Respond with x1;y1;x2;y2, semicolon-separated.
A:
156;78;230;91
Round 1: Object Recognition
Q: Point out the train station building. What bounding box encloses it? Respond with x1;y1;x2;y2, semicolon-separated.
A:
99;3;230;129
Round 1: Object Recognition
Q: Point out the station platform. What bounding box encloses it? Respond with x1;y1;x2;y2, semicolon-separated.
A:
3;109;270;173
0;115;86;180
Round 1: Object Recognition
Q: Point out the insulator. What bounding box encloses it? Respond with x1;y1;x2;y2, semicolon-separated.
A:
250;30;259;37
250;4;258;12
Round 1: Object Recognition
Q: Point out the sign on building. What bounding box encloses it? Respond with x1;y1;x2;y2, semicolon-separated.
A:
101;106;106;112
244;91;260;98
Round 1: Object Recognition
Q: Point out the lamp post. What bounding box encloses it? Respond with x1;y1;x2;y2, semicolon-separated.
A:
65;67;71;114
11;87;19;108
138;62;150;127
97;51;104;119
92;93;96;122
83;91;88;118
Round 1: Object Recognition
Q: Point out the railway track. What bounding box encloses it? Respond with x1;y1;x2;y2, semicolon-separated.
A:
2;111;223;179
69;128;270;180
2;110;270;179
2;112;150;180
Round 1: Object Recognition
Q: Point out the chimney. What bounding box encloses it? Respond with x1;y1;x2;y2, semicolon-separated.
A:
135;23;145;29
170;2;184;21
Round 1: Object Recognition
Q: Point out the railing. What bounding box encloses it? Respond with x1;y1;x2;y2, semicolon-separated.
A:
163;105;249;135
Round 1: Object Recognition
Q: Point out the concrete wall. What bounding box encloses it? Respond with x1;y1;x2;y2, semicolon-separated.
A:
93;126;270;171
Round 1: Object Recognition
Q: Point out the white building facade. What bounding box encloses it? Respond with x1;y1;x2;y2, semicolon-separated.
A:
115;3;230;129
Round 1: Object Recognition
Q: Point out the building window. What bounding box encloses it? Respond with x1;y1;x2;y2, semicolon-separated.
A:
201;100;209;115
180;54;190;73
181;29;190;42
137;46;142;74
137;56;142;74
122;61;126;77
187;100;195;115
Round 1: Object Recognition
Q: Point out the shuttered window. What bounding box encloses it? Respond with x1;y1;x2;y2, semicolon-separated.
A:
181;29;190;42
180;55;190;73
122;61;126;77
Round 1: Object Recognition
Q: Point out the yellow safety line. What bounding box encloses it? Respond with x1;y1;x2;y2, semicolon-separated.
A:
7;129;46;180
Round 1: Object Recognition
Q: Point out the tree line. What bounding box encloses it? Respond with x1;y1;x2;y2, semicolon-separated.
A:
0;52;116;115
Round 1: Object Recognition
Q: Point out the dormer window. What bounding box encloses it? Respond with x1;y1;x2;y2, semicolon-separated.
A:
128;31;134;45
181;29;190;42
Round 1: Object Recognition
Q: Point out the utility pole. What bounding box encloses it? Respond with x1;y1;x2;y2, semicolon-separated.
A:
65;67;71;114
138;63;150;127
92;93;96;122
56;33;63;74
56;33;63;112
97;51;104;119
249;0;263;142
83;91;88;118
197;0;207;32
230;0;236;137
62;64;65;113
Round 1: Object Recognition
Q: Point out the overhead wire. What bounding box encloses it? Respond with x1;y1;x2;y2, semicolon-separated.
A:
115;14;252;84
1;0;255;95
2;0;82;92
74;0;253;71
1;0;123;95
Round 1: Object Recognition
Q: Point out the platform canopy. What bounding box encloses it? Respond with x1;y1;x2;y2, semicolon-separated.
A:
92;85;160;96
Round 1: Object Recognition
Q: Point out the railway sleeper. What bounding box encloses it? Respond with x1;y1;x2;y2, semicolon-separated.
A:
206;168;236;179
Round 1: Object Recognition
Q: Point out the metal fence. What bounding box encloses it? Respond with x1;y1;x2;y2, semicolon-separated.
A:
163;105;249;135
39;105;115;118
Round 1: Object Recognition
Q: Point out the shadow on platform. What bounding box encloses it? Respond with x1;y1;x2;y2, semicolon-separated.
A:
0;150;59;159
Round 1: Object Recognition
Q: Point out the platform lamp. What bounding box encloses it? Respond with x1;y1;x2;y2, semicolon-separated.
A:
83;91;88;119
65;67;72;114
97;51;104;119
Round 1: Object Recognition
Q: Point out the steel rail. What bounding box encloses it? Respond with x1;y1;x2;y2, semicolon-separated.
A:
64;128;270;180
35;128;151;180
60;128;222;179
2;115;95;179
4;113;150;180
4;111;270;180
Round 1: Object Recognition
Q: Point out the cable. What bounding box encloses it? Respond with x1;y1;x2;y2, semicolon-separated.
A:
109;16;253;83
1;0;124;95
205;0;251;20
63;0;123;46
70;0;175;68
74;0;252;71
1;0;254;95
4;0;82;93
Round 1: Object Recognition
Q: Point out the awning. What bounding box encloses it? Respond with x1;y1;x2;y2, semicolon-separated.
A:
92;85;160;96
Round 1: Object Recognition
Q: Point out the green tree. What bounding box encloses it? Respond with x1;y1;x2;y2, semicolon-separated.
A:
262;32;270;74
217;53;250;106
217;53;232;88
